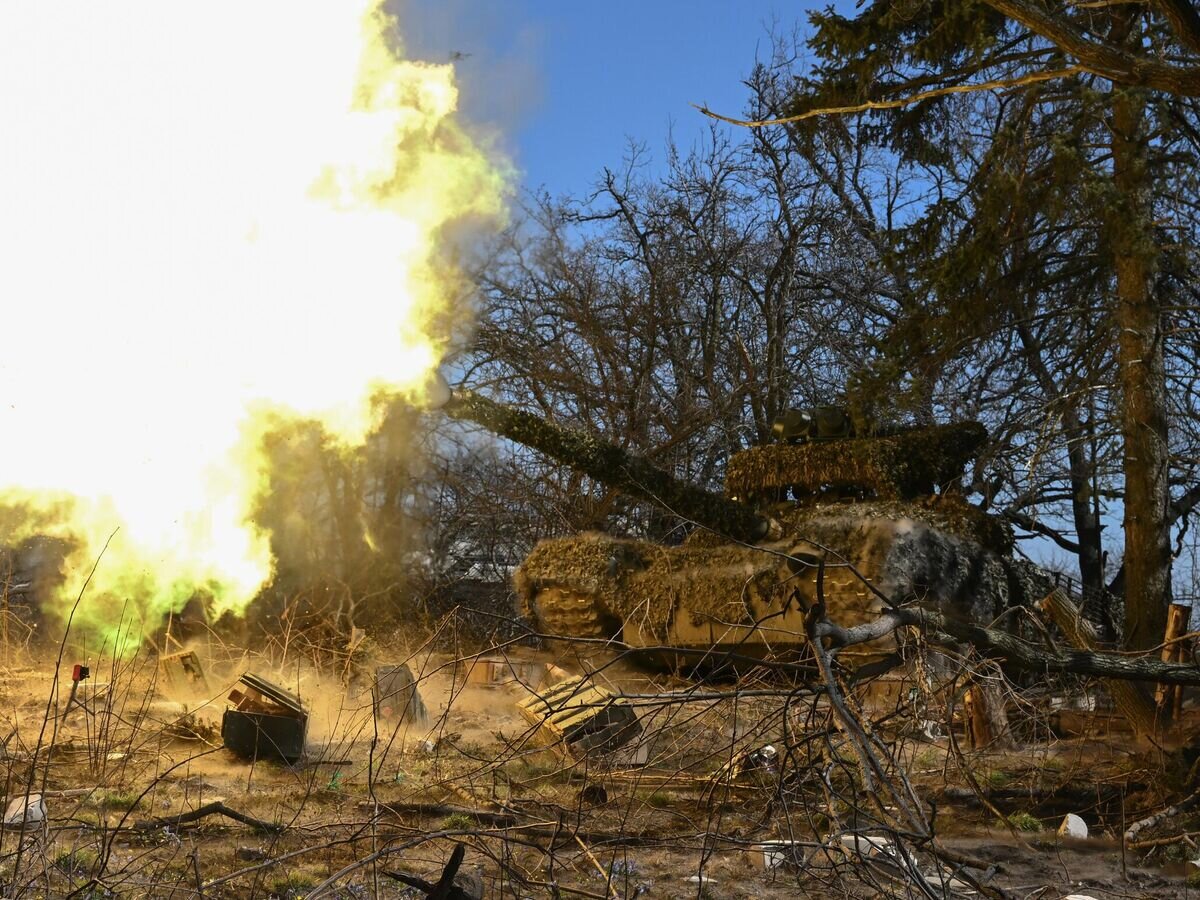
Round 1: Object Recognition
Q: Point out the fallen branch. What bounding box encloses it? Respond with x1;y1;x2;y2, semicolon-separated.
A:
136;801;283;833
1124;786;1200;844
1039;589;1157;736
361;801;516;827
383;842;478;900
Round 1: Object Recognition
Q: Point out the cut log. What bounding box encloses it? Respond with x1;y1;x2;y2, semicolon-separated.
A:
1156;603;1191;720
964;683;1015;750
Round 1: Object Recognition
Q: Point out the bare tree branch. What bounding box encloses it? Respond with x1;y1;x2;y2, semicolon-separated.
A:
695;67;1086;128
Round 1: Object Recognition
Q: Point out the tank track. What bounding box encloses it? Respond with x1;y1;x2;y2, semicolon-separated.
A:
532;588;622;640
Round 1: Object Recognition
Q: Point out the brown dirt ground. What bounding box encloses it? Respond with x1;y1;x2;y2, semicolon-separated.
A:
0;637;1194;899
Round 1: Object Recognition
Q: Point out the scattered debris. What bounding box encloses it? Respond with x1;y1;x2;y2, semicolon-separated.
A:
221;673;308;764
922;870;976;893
759;840;802;870
463;656;544;688
920;719;945;741
516;676;641;756
715;744;778;786
63;663;105;716
2;792;45;827
158;649;209;692
1059;813;1089;839
838;832;898;861
372;664;427;726
610;739;651;768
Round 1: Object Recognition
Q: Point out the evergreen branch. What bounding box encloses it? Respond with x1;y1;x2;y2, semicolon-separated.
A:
694;67;1085;128
984;0;1200;94
1154;0;1200;56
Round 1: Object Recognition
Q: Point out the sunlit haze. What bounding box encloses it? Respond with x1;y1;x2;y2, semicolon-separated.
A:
0;1;507;641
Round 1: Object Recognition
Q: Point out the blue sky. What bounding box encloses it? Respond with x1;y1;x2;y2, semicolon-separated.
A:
396;1;816;198
390;3;1200;593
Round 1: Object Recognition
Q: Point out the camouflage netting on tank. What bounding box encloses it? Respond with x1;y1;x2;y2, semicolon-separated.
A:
514;533;791;637
724;421;988;501
781;496;1013;554
680;496;1010;553
515;511;1051;645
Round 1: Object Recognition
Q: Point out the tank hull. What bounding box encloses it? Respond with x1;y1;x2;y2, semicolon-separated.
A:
517;503;1048;674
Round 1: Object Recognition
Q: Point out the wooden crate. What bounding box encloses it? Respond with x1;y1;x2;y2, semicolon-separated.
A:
464;656;544;689
517;676;641;755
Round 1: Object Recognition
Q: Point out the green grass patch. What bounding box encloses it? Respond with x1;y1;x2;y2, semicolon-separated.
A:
1005;811;1042;832
54;847;99;875
269;871;317;898
914;749;940;768
985;770;1010;789
86;790;141;811
645;790;673;809
440;812;475;831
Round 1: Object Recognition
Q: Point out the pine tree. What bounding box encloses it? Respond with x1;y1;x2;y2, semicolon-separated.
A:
782;1;1197;649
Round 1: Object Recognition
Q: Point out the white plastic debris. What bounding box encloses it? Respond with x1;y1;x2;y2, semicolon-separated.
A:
685;874;716;884
1058;813;1088;839
839;833;896;859
1062;895;1100;900
3;793;45;826
920;719;945;741
760;840;801;869
922;871;974;892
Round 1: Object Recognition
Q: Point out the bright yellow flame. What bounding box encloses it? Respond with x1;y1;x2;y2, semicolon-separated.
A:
0;2;507;641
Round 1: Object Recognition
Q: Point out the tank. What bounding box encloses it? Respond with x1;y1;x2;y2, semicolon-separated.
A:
443;392;1048;671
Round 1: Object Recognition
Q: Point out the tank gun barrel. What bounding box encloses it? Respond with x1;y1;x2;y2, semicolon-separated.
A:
443;389;772;543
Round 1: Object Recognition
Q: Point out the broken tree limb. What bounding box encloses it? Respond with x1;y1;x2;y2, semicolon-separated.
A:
815;606;1200;686
136;801;283;833
1038;590;1158;736
1124;785;1200;843
1156;603;1191;718
442;389;773;543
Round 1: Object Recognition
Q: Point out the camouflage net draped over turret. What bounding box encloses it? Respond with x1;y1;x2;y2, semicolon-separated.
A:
724;421;988;501
782;496;1012;554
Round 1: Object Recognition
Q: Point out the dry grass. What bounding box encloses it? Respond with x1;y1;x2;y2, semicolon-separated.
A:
0;606;1190;899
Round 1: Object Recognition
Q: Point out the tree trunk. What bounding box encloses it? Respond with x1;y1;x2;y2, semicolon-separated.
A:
1014;320;1105;596
1109;80;1172;651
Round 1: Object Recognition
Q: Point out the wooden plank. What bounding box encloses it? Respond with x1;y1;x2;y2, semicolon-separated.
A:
1156;603;1191;717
